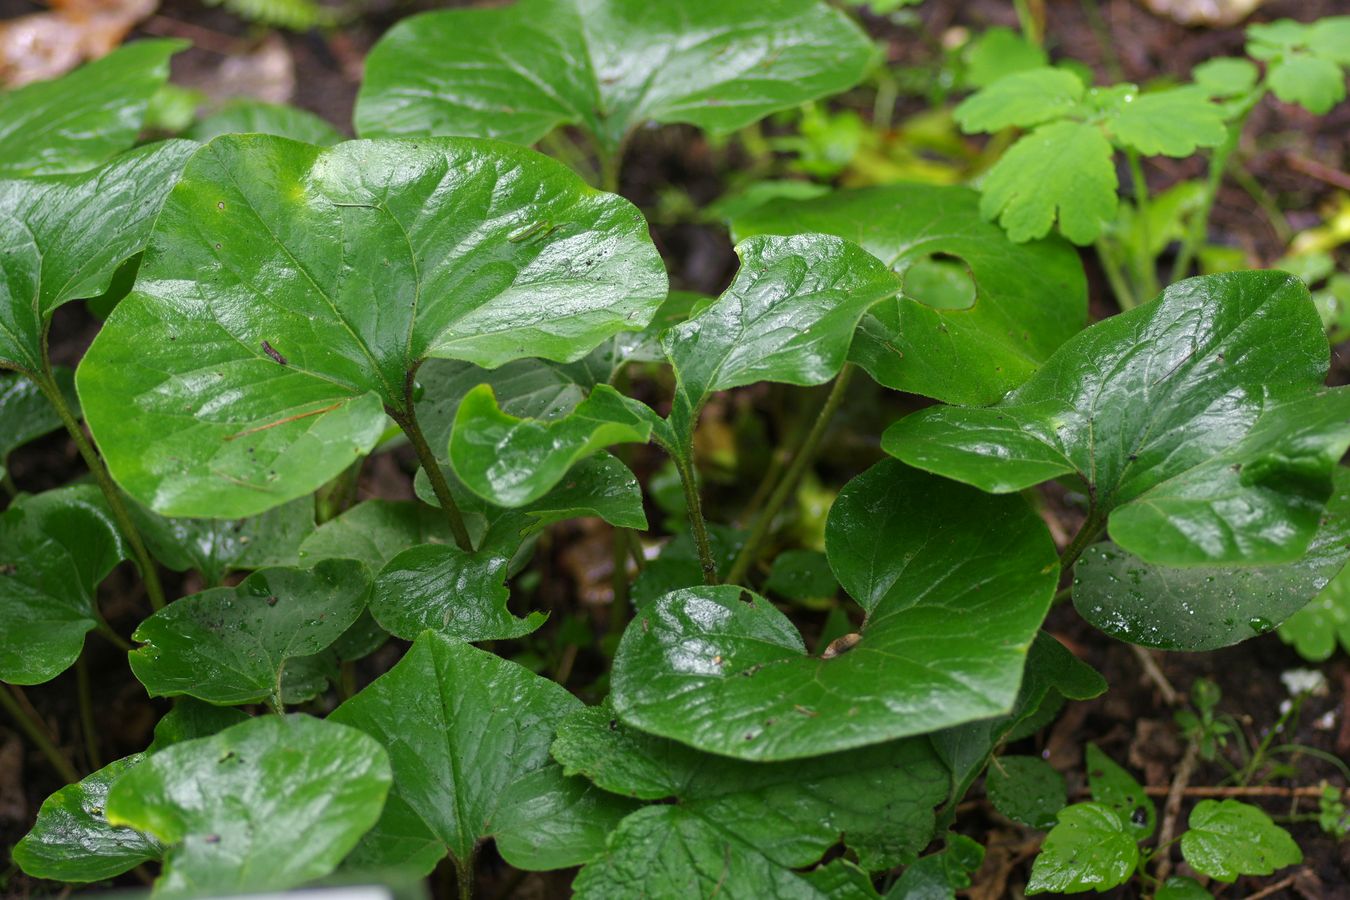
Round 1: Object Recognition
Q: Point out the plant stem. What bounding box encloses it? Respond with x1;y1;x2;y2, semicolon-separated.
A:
726;365;855;586
0;684;79;783
1059;513;1105;571
75;656;101;770
674;454;718;585
95;619;133;652
454;850;476;900
32;367;166;611
389;404;473;552
1012;0;1042;47
1095;238;1138;311
611;526;631;629
1170;107;1251;283
1126;149;1158;301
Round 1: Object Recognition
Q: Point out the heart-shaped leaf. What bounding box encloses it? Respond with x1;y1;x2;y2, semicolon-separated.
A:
555;705;947;881
0;140;196;376
129;560;370;707
0;369;75;481
130;497;316;587
1180;799;1302;883
1073;468;1350;650
0;40;184;177
1027;802;1139;894
330;631;634;874
730;184;1088;405
77;135;666;518
12;755;163;883
355;0;874;154
449;383;651;507
0;486;128;684
105;714;391;898
610;459;1058;760
886;271;1350;567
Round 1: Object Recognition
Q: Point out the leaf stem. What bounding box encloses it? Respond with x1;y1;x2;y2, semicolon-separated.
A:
1012;0;1042;47
674;455;718;585
1170;101;1256;283
75;655;101;770
388;403;473;553
0;684;79;783
726;365;854;586
1126;149;1158;301
1059;513;1106;571
32;367;167;611
1095;238;1138;311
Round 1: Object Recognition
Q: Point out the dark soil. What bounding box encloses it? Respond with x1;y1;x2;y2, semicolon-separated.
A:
2;0;1348;898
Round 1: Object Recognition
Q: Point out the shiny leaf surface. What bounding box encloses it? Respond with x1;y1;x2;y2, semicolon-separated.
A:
131;497;315;586
1180;800;1302;883
1026;803;1139;894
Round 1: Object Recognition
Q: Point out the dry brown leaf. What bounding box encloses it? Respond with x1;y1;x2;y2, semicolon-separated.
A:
0;0;158;88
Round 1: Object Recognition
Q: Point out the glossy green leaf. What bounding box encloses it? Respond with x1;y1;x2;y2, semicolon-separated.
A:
299;499;454;571
0;140;196;375
147;700;251;753
1278;558;1350;662
1075;469;1350;649
764;548;838;604
449;383;651;507
986;756;1065;829
356;0;874;153
0;486;128;684
1180;799;1302;883
186;100;342;145
77;135;666;518
1085;744;1154;840
885;834;984;899
131;497;315;586
887;271;1349;567
105;715;391;898
0;369;74;480
13;755;163;882
954;68;1084;132
331;631;633;873
610;460;1058;760
0;40;184;176
371;542;544;641
1026;802;1139;894
556;705;946;875
731;184;1088;404
129;560;370;706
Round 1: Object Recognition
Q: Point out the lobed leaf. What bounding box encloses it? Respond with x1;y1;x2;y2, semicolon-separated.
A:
1026;802;1138;894
953;67;1084;132
1180;799;1302;883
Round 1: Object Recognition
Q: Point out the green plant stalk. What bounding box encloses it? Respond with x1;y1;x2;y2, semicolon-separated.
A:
726;364;855;586
0;684;79;783
75;655;101;770
1170;102;1256;283
1095;238;1139;311
674;453;718;585
610;526;631;634
1012;0;1042;47
1126;149;1158;301
32;365;167;611
388;404;474;553
1230;157;1294;245
1058;512;1106;571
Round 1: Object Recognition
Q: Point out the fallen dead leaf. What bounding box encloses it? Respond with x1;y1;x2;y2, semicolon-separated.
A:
0;0;158;88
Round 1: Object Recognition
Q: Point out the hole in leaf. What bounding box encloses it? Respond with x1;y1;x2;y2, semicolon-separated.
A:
902;253;977;310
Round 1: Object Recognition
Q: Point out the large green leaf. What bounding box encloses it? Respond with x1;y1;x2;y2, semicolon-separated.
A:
355;0;874;154
77;135;666;518
0;140;196;375
0;486;128;684
105;715;391;898
128;560;370;707
130;497;316;587
331;632;633;874
0;369;74;481
886;271;1349;567
731;184;1087;404
556;705;946;886
0;40;183;177
1180;799;1302;883
12;755;163;882
610;460;1058;760
1073;468;1350;649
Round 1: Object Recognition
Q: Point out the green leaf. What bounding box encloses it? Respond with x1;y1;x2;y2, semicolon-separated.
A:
1180;799;1302;883
77;135;666;518
1247;17;1350;115
370;543;544;641
0;486;128;684
1085;744;1155;840
978;119;1117;244
449;383;651;507
0;40;184;176
0;140;196;375
129;560;370;707
0;369;74;480
187;100;342;145
764;548;838;604
1075;468;1350;650
1278;556;1350;661
1156;876;1213;900
730;183;1088;404
1192;58;1260;98
1026;803;1139;894
331;631;633;873
610;460;1058;761
986;756;1066;829
147;700;250;753
299;499;454;571
555;705;946;875
885;834;984;899
1106;86;1227;156
954;67;1084;132
105;715;391;898
886;271;1348;567
12;755;162;882
355;0;874;154
964;28;1048;89
131;497;316;586
1269;55;1346;115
